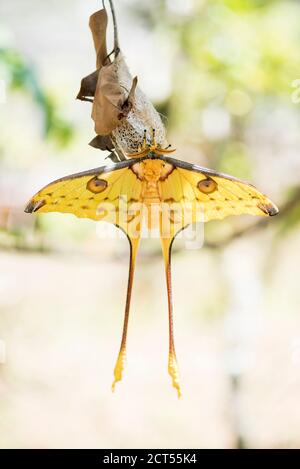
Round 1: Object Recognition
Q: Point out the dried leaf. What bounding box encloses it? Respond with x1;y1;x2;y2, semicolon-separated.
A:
89;9;109;68
77;6;166;152
77;70;99;101
119;76;138;118
89;135;114;150
92;55;138;135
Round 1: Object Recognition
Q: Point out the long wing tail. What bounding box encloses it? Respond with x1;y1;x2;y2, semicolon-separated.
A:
160;233;182;398
112;235;140;391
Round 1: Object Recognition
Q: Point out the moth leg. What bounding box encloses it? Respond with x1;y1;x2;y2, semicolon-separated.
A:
160;235;182;398
112;236;140;391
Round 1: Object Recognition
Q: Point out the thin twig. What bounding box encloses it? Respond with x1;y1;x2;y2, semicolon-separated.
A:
107;0;120;54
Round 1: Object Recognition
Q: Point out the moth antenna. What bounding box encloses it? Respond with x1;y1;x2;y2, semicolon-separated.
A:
151;128;157;148
112;237;140;392
142;129;147;150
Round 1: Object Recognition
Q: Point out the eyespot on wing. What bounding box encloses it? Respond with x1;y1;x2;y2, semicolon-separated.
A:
86;177;108;194
197;178;218;194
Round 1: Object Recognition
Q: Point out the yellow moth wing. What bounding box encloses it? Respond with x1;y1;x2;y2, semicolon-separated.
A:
25;161;143;236
159;156;278;224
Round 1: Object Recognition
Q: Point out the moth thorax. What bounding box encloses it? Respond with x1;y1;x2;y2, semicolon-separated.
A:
143;160;164;181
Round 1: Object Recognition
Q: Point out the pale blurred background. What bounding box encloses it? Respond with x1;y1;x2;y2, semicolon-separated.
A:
0;0;300;449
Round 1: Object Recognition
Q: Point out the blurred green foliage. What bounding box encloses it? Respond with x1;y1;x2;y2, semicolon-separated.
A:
0;48;74;146
132;0;300;176
126;0;300;242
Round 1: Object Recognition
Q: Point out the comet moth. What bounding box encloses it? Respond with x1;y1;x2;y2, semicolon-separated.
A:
25;2;278;397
